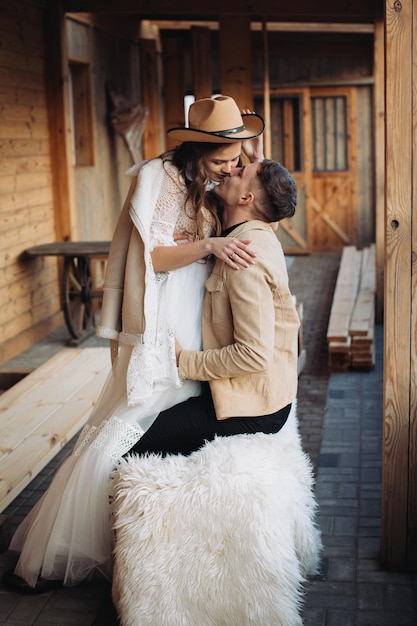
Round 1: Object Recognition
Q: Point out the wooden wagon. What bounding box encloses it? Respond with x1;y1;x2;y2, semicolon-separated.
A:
22;242;111;341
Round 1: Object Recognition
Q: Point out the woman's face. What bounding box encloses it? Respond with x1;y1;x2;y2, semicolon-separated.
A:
202;142;242;183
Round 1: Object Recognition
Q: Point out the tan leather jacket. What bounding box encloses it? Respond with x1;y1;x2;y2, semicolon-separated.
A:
178;221;299;419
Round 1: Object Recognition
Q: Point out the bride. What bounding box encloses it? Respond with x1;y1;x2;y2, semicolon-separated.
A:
5;96;264;592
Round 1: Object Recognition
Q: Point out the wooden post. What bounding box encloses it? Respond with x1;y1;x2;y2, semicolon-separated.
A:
44;0;77;241
219;15;253;110
374;12;385;324
409;0;417;567
162;34;186;151
262;18;271;159
139;37;162;159
381;0;416;569
191;26;212;100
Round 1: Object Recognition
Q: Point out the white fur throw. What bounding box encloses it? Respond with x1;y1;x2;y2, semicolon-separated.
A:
111;403;321;626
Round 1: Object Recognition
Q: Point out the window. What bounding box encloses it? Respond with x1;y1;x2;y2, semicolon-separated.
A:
311;96;347;172
68;61;94;166
255;96;302;172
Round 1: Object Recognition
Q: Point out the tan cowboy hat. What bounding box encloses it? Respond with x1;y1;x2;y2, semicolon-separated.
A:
167;95;265;144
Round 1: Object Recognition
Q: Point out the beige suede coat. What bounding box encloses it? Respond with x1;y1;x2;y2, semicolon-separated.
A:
97;158;183;352
179;221;299;419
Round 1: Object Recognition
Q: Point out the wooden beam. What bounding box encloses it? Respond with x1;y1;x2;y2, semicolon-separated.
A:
45;0;78;241
374;12;385;323
219;15;253;111
262;19;271;159
149;21;375;34
381;0;414;570
63;0;380;24
408;0;417;569
162;34;186;151
191;26;212;100
139;37;162;159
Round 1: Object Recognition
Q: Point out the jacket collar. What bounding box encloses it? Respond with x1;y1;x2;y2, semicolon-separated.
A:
223;219;274;238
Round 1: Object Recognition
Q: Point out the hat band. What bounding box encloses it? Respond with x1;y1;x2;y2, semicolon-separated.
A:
210;124;245;137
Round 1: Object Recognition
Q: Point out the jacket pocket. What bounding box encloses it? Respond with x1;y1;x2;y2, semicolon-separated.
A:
204;273;230;325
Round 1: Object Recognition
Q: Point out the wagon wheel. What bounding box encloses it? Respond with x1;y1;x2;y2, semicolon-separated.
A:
62;256;95;339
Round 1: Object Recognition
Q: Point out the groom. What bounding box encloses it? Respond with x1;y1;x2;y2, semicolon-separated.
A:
130;159;300;456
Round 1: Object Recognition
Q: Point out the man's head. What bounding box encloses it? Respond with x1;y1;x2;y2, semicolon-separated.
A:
214;159;297;226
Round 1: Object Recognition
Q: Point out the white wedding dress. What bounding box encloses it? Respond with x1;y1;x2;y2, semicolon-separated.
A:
9;159;215;587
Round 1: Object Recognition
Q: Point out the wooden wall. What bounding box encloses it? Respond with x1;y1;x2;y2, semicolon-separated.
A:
66;16;141;241
0;0;63;365
0;2;143;366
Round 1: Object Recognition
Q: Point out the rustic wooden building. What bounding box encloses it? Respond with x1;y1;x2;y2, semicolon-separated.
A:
0;0;416;570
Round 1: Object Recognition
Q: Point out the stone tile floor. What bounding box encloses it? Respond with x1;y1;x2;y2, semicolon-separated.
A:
0;252;416;625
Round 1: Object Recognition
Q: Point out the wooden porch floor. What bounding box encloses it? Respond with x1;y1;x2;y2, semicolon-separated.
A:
0;348;110;513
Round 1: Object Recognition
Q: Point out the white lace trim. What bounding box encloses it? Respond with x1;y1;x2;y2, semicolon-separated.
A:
74;416;143;461
149;160;214;250
126;270;181;406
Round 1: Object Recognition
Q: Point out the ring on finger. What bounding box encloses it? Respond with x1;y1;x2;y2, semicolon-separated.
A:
229;252;236;259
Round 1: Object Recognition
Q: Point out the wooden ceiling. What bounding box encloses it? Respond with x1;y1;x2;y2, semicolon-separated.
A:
63;0;382;24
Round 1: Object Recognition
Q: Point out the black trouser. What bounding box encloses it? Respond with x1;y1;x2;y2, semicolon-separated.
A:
129;385;291;457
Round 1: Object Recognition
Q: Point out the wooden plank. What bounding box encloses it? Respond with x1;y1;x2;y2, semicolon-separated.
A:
374;13;385;323
327;244;376;372
162;34;186;152
191;26;212;100
347;86;358;245
329;340;350;354
326;246;362;344
139;37;162;158
0;312;64;368
0;349;88;407
328;336;351;372
219;15;253;111
326;313;351;342
352;333;373;348
44;0;78;242
359;243;376;291
381;0;414;569
351;342;375;369
0;366;109;452
0;347;110;512
349;290;374;336
408;0;417;567
0;299;61;344
22;241;111;258
63;0;379;23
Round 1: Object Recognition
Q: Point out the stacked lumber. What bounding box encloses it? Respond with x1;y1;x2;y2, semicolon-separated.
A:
349;245;376;368
327;245;376;372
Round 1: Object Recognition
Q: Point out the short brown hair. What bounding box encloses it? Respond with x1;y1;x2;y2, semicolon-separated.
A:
254;159;297;223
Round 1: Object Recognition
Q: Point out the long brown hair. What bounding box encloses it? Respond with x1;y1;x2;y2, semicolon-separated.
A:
162;142;240;239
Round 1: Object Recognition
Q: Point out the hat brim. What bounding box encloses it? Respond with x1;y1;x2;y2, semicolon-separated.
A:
167;113;265;144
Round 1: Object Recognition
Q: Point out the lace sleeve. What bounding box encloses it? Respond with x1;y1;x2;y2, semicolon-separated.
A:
149;165;186;250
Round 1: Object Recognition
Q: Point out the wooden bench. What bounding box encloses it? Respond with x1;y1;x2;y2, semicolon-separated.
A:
0;347;111;513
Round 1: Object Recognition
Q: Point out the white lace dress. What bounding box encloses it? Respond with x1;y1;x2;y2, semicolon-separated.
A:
9;159;215;587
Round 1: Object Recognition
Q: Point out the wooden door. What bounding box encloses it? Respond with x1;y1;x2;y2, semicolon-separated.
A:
255;89;311;254
257;86;358;253
308;87;358;251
